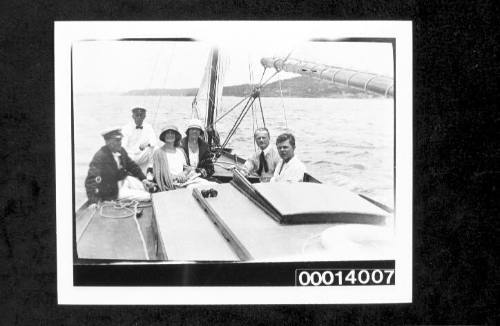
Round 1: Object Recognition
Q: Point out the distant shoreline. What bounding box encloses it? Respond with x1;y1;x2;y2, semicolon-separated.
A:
121;76;381;99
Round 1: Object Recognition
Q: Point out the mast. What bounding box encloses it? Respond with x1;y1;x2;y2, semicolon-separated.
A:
261;57;394;98
206;47;219;148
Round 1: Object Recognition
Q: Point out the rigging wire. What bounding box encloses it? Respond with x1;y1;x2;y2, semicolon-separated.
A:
220;96;256;150
259;67;267;85
222;96;255;147
152;44;176;126
257;95;266;128
249;62;257;152
214;96;251;124
214;50;294;155
278;75;288;129
146;46;163;110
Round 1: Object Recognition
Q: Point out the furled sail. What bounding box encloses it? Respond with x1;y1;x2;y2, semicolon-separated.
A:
260;57;394;98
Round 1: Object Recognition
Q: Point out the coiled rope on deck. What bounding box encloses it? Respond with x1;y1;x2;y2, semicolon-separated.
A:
100;200;139;219
77;200;152;260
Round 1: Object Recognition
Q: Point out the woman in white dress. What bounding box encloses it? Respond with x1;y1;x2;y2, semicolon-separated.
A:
153;124;214;191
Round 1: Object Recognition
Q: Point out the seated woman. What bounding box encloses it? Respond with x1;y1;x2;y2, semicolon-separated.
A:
180;119;215;179
153;124;214;191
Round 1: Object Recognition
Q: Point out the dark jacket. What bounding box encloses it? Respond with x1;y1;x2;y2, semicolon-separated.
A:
180;137;214;177
84;146;146;203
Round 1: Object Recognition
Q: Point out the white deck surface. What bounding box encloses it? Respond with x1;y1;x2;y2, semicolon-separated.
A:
152;188;238;261
254;182;388;217
153;183;393;262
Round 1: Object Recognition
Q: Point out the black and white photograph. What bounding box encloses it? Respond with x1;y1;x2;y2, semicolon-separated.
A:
55;21;412;304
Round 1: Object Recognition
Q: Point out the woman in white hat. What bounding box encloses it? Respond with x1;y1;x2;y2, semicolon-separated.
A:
152;124;191;191
180;119;215;179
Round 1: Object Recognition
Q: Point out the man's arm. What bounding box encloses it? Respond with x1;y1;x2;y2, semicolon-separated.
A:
286;159;306;182
269;160;282;182
84;155;103;204
242;152;258;175
122;150;146;181
146;124;157;148
243;157;254;171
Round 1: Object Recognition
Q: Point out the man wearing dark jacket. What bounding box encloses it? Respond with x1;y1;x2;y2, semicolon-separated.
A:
85;127;154;204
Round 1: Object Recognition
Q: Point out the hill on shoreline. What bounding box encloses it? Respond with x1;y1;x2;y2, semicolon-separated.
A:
124;76;379;98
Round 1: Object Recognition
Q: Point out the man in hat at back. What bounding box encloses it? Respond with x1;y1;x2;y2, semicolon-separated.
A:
121;107;157;174
85;127;154;204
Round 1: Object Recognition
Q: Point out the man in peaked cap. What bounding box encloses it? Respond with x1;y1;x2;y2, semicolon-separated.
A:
121;106;157;174
84;127;154;204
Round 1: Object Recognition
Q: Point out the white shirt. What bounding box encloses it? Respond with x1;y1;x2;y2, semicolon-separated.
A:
111;152;122;169
165;148;187;175
270;155;307;182
121;122;157;157
243;145;281;180
188;146;199;168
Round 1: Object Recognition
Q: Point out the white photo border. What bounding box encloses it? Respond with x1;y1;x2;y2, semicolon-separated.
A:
56;21;412;304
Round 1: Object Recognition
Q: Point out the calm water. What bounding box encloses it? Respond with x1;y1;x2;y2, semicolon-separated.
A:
74;94;394;208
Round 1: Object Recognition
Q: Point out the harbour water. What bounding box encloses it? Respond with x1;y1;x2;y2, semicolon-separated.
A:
74;94;394;208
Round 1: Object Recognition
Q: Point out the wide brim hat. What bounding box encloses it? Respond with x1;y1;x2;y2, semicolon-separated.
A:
185;118;205;136
101;127;123;140
159;124;182;143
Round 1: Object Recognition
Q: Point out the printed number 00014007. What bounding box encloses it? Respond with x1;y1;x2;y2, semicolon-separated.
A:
295;269;395;286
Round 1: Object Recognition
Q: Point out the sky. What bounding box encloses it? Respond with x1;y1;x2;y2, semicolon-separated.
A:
72;40;394;94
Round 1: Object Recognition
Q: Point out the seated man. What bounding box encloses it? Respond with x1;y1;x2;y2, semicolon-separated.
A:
243;127;281;182
270;133;307;183
121;107;157;174
85;127;154;204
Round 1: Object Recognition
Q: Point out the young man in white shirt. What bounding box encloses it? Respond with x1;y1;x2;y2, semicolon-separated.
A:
270;133;307;182
121;107;157;174
242;128;281;182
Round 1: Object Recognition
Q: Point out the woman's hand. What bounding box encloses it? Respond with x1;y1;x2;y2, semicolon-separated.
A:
142;179;154;190
174;174;188;183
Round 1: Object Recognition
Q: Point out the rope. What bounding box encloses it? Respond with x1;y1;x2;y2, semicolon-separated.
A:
257;95;266;128
132;207;150;260
214;96;251;124
251;97;256;152
152;45;176;127
278;76;288;129
77;199;152;259
220;96;256;150
145;48;162;111
213;162;238;170
100;200;140;219
259;67;267;85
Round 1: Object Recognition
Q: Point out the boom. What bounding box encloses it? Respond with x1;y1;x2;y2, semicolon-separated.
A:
261;57;394;98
